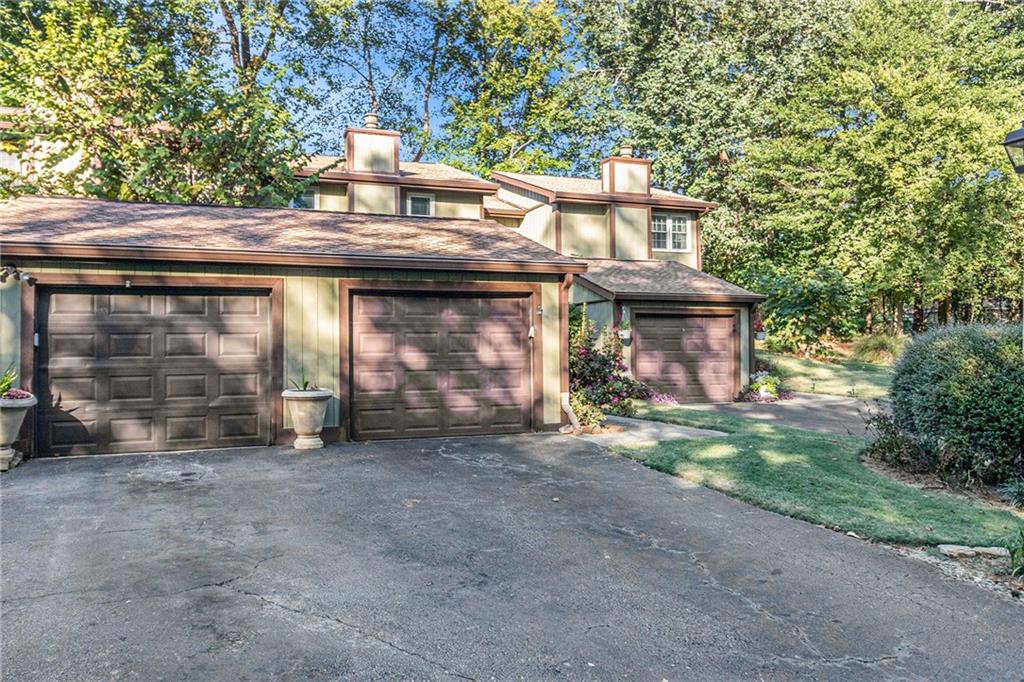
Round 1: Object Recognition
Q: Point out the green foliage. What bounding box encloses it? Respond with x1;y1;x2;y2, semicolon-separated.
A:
746;267;858;357
1009;528;1024;579
569;390;603;427
852;334;907;366
747;371;781;398
889;324;1024;484
729;0;1024;331
439;0;585;175
0;363;17;395
627;403;1023;547
569;304;650;415
1000;480;1024;510
0;0;311;204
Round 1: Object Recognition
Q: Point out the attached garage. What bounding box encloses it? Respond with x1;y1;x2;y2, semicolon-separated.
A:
348;290;535;439
573;259;766;403
633;311;739;403
37;285;278;455
0;196;583;458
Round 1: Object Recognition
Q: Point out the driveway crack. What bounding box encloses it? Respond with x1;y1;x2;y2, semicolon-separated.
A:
219;584;474;680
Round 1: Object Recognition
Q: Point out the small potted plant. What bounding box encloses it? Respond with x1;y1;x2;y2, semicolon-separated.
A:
0;363;36;471
617;319;633;347
754;320;766;341
281;378;334;450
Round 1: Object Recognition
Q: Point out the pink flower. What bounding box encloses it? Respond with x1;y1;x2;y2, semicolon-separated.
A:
2;388;32;400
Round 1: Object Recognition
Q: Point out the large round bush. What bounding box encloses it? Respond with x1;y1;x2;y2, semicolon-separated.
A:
890;324;1023;483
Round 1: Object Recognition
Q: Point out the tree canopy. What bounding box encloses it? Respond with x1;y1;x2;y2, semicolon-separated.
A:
1;0;1021;335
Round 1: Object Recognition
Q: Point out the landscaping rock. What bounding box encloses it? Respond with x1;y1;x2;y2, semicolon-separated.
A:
938;545;977;558
974;547;1011;559
937;545;1011;559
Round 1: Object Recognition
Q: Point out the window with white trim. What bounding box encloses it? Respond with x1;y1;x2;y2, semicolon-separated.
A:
289;187;318;210
651;213;691;252
407;192;435;217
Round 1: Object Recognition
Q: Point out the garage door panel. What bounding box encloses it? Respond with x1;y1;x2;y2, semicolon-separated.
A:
351;293;531;440
39;289;272;455
635;313;737;403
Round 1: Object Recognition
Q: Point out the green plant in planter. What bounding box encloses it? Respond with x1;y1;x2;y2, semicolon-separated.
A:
0;363;16;395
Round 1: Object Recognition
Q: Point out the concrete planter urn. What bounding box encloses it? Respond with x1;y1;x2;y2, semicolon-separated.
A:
0;392;37;471
755;331;766;341
282;388;333;450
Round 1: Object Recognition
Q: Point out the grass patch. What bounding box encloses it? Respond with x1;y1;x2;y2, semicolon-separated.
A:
763;351;893;399
626;403;1023;547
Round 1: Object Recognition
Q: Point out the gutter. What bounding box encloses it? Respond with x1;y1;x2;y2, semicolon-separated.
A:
0;242;589;276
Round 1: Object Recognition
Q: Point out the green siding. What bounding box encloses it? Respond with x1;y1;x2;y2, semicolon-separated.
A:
1;260;565;431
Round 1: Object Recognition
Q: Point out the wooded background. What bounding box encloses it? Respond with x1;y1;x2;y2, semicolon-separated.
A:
2;0;1022;347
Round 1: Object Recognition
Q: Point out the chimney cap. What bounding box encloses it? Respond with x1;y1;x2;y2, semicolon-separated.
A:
363;112;379;129
619;143;634;158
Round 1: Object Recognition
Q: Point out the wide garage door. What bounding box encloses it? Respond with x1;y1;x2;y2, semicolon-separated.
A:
351;293;532;440
38;288;273;455
634;312;738;403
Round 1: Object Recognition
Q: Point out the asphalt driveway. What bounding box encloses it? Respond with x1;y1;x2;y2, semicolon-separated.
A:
2;434;1022;680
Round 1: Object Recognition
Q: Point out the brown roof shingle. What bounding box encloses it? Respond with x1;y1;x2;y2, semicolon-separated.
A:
493;172;715;208
0;196;584;273
302;156;490;184
579;259;764;302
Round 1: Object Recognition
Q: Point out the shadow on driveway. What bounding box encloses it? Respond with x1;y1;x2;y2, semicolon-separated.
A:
683;392;880;436
1;434;1020;680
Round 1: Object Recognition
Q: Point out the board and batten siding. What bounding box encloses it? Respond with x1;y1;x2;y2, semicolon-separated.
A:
1;261;565;431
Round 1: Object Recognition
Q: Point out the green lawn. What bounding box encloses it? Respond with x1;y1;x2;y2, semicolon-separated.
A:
762;351;893;399
625;403;1023;547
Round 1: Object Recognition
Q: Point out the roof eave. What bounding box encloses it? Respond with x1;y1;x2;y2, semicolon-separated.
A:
490;172;718;210
299;168;499;193
576;275;764;303
1;242;587;275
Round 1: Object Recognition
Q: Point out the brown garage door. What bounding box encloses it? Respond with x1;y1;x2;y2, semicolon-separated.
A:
350;293;532;439
634;312;738;403
38;288;273;455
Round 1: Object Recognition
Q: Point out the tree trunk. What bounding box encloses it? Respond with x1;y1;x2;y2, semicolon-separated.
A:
912;293;927;333
864;299;874;335
937;293;951;326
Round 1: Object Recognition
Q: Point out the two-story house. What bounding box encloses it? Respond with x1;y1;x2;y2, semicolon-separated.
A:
0;113;759;462
290;119;763;403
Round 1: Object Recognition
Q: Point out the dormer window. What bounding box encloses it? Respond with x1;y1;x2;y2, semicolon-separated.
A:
289;187;319;210
651;213;691;252
407;192;435;217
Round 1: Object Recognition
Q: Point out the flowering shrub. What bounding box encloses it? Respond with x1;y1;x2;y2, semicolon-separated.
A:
569;305;651;416
740;371;793;402
2;388;32;400
569;391;603;427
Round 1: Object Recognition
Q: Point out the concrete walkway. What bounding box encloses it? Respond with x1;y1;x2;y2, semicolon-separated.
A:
576;415;725;447
683;391;879;436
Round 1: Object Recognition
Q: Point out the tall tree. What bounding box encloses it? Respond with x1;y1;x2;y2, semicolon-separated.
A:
731;0;1024;330
438;0;587;175
0;0;310;205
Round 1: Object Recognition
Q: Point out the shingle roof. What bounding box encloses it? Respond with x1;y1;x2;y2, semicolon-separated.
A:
482;194;527;214
0;196;584;272
303;156;487;183
579;259;764;302
493;172;714;207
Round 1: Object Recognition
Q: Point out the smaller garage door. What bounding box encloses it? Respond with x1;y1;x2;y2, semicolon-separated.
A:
634;312;737;403
350;293;532;440
38;288;274;455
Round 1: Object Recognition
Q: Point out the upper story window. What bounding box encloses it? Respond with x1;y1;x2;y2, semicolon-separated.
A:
289;187;318;210
407;192;435;217
651;213;692;252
